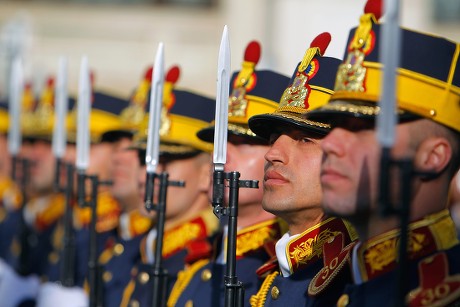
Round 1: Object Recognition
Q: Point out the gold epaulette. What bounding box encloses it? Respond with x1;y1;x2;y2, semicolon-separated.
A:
235;218;287;259
140;208;219;262
119;209;153;239
74;191;121;232
0;176;22;211
23;193;65;231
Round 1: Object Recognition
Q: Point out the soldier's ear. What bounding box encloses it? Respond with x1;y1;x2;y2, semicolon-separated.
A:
414;137;452;177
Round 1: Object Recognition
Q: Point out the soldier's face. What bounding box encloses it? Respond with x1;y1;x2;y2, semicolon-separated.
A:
29;140;55;194
87;142;113;181
263;128;323;221
320;117;413;218
224;139;267;207
111;139;142;211
160;153;210;220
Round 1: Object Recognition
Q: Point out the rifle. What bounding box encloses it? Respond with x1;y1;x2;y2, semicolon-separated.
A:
377;1;431;306
54;159;76;287
8;57;32;276
145;172;184;307
211;25;260;307
14;156;32;276
77;172;111;307
213;169;258;307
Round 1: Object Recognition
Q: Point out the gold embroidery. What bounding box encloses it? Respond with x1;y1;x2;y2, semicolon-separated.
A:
163;223;202;256
335;49;367;93
159;107;172;136
236;226;276;257
280;73;309;109
229;87;248;118
289;229;339;269
365;232;427;273
365;239;397;273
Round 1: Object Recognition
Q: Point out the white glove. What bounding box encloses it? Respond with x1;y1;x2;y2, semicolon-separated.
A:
36;282;88;307
0;265;40;307
0;258;8;279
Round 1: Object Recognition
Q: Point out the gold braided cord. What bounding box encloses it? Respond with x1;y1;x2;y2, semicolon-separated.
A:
298;48;319;72
351;13;375;50
119;279;136;307
249;271;279;307
235;61;256;88
167;259;210;307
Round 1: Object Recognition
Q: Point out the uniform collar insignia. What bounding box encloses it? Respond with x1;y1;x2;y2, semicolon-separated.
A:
308;233;357;296
285;217;357;274
408;252;460;306
357;210;459;282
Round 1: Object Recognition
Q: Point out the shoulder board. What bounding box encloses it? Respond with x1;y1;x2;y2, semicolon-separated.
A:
235;218;285;258
74;192;121;232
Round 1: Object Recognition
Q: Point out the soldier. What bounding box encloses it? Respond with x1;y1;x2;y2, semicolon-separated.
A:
68;89;129;287
167;41;289;307
93;66;153;307
305;0;460;305
247;33;358;306
3;77;68;278
0;100;22;260
0;77;76;306
36;77;134;306
120;65;220;307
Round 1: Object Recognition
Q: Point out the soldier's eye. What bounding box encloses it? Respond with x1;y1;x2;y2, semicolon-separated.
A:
268;133;280;145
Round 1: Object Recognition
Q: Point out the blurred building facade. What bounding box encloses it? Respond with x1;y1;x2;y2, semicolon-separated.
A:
0;0;459;99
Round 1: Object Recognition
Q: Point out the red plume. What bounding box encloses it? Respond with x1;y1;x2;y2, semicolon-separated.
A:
144;65;153;82
46;77;55;87
166;65;180;83
310;32;331;56
244;41;261;64
365;0;383;20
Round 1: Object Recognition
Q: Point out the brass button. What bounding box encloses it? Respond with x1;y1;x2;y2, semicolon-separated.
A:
138;272;150;284
429;109;436;116
48;251;59;264
201;269;212;281
103;271;113;282
270;286;280;300
185;300;193;307
113;243;124;256
337;294;349;307
129;300;140;307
